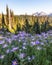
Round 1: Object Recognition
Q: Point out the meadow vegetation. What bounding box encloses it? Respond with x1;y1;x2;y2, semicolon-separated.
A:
0;5;52;65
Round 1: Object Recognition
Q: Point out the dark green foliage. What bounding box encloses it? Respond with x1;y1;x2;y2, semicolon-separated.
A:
24;19;31;33
2;13;9;33
2;13;5;31
32;21;36;32
2;52;20;65
44;20;49;32
1;13;7;35
41;22;45;32
6;5;9;25
33;18;41;34
17;24;21;31
15;24;21;34
49;25;52;30
41;20;50;33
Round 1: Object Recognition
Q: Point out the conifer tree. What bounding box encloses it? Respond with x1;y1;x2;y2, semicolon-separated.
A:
2;13;5;31
41;17;49;33
32;21;36;33
33;17;41;34
24;19;31;33
1;13;6;35
6;5;9;26
44;19;49;33
5;5;10;32
41;22;45;32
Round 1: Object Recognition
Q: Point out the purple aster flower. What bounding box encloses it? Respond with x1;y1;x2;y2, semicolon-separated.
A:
41;32;45;37
11;36;17;41
19;53;26;59
2;44;8;48
35;40;40;44
5;38;12;43
0;40;5;44
11;47;19;52
31;41;36;46
12;59;18;65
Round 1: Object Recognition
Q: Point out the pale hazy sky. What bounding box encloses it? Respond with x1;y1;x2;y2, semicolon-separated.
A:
0;0;52;15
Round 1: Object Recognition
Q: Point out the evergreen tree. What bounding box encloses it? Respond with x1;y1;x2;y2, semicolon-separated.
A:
33;17;41;34
32;21;36;33
5;5;10;32
44;19;49;33
1;13;6;35
41;18;49;33
24;19;31;33
17;25;20;31
6;5;9;27
15;23;21;34
6;5;9;25
41;22;45;32
49;25;52;30
2;13;5;31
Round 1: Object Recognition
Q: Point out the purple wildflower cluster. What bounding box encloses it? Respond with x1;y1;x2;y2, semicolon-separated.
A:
0;30;52;64
12;59;18;65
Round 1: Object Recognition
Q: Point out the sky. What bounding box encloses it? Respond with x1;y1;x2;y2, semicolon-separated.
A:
0;0;52;15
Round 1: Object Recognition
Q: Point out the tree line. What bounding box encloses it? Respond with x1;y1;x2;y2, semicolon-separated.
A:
1;5;52;34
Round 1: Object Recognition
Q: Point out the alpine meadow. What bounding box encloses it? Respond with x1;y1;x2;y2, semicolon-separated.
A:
0;0;52;65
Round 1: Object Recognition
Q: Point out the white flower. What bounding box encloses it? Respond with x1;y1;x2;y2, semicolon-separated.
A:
19;53;26;59
0;55;5;59
31;41;36;46
27;56;31;61
2;44;8;48
6;49;10;53
41;42;44;45
23;43;27;46
36;46;42;50
22;46;26;49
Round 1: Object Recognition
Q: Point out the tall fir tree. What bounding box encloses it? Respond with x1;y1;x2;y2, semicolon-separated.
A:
44;19;49;33
24;19;31;33
1;13;6;35
41;17;49;33
6;5;9;26
2;13;5;31
41;22;45;32
33;17;41;34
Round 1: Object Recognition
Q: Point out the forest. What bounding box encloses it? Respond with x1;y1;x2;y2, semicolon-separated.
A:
0;5;52;34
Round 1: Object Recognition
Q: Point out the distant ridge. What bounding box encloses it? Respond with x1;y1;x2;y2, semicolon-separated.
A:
48;13;52;16
32;12;47;16
0;11;52;17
